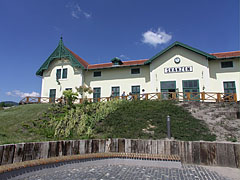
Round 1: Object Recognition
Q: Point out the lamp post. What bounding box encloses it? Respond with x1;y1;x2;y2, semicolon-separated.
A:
167;115;171;139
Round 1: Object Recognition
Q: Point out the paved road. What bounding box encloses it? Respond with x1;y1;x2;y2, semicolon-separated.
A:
6;159;233;180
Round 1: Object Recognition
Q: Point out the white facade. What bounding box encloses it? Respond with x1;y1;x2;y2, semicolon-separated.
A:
41;58;83;98
38;41;240;100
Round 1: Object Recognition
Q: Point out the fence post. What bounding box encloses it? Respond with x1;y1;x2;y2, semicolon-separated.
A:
234;93;237;102
26;97;29;103
201;92;205;102
167;115;171;139
187;93;191;101
145;94;148;100
217;93;221;102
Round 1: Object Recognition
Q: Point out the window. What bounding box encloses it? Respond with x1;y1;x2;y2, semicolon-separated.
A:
132;85;140;95
223;81;236;93
62;68;68;79
93;88;101;102
131;68;140;74
56;68;68;80
112;86;120;97
113;61;119;65
160;81;176;92
93;71;101;77
56;69;61;80
65;88;72;91
221;61;233;68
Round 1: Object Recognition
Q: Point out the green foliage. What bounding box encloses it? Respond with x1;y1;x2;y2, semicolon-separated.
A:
95;100;216;141
0;100;218;145
0;102;5;107
0;104;51;145
63;90;78;106
54;99;122;138
226;136;237;142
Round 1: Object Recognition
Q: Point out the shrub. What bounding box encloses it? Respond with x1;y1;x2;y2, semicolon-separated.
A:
63;90;78;107
54;99;122;138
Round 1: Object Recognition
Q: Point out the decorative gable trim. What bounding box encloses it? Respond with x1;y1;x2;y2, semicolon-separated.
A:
144;41;217;65
36;38;86;76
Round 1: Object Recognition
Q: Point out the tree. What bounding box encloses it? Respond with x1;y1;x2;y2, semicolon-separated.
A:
76;85;93;98
0;102;5;107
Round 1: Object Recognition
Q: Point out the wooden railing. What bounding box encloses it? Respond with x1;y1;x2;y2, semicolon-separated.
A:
19;92;237;104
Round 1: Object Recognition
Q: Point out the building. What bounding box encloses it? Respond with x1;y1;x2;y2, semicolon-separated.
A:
36;38;240;101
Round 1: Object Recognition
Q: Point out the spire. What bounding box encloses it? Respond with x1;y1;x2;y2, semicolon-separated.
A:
58;36;64;59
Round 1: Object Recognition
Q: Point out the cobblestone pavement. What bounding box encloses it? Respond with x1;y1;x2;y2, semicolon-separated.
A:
7;159;233;180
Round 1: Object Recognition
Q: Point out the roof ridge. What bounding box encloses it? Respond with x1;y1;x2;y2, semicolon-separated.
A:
65;47;89;68
211;50;240;54
89;59;148;66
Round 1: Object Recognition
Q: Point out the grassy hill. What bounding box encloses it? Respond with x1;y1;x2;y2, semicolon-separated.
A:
0;104;51;144
0;100;216;145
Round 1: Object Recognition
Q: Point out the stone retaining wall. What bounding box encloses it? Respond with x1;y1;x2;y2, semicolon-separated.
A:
0;139;239;168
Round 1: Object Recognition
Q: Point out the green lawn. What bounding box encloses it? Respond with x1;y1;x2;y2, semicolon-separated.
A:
0;100;216;145
94;100;216;141
0;104;50;144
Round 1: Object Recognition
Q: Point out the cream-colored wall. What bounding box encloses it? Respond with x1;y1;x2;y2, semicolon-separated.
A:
150;46;210;93
208;58;240;99
41;58;83;98
84;65;151;98
40;49;240;101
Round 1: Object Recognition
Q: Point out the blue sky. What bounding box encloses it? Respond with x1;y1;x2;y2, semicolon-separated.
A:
0;0;239;102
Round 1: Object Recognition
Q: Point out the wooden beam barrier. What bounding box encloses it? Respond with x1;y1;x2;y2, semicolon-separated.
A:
0;140;239;168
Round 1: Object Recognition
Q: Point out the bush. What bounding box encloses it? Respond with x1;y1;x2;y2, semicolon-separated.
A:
63;90;78;107
52;99;123;138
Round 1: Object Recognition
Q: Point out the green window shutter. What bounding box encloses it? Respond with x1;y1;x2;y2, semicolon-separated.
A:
56;69;61;80
62;68;68;79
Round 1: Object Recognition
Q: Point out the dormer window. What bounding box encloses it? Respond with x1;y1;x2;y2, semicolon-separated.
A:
111;57;123;66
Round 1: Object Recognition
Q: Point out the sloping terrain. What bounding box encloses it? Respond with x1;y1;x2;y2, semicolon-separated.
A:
179;102;240;142
0;104;50;144
0;100;223;145
94;100;216;141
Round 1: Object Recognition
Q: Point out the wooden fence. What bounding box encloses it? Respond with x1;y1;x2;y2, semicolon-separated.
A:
0;139;240;168
19;92;237;104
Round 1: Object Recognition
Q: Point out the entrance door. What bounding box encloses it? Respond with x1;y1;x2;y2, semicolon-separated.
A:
160;81;176;99
182;80;199;101
49;89;56;103
93;87;101;102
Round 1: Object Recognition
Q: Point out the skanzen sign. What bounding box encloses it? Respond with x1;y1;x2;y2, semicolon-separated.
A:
164;66;193;74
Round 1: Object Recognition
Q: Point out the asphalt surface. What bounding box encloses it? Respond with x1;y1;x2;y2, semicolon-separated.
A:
3;159;234;180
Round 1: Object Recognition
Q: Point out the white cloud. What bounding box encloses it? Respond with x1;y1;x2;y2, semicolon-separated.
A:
66;2;91;19
83;12;91;19
142;28;172;47
6;90;40;98
119;54;130;60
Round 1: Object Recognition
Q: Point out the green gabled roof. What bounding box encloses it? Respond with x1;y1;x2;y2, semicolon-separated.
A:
144;41;217;65
36;38;86;76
